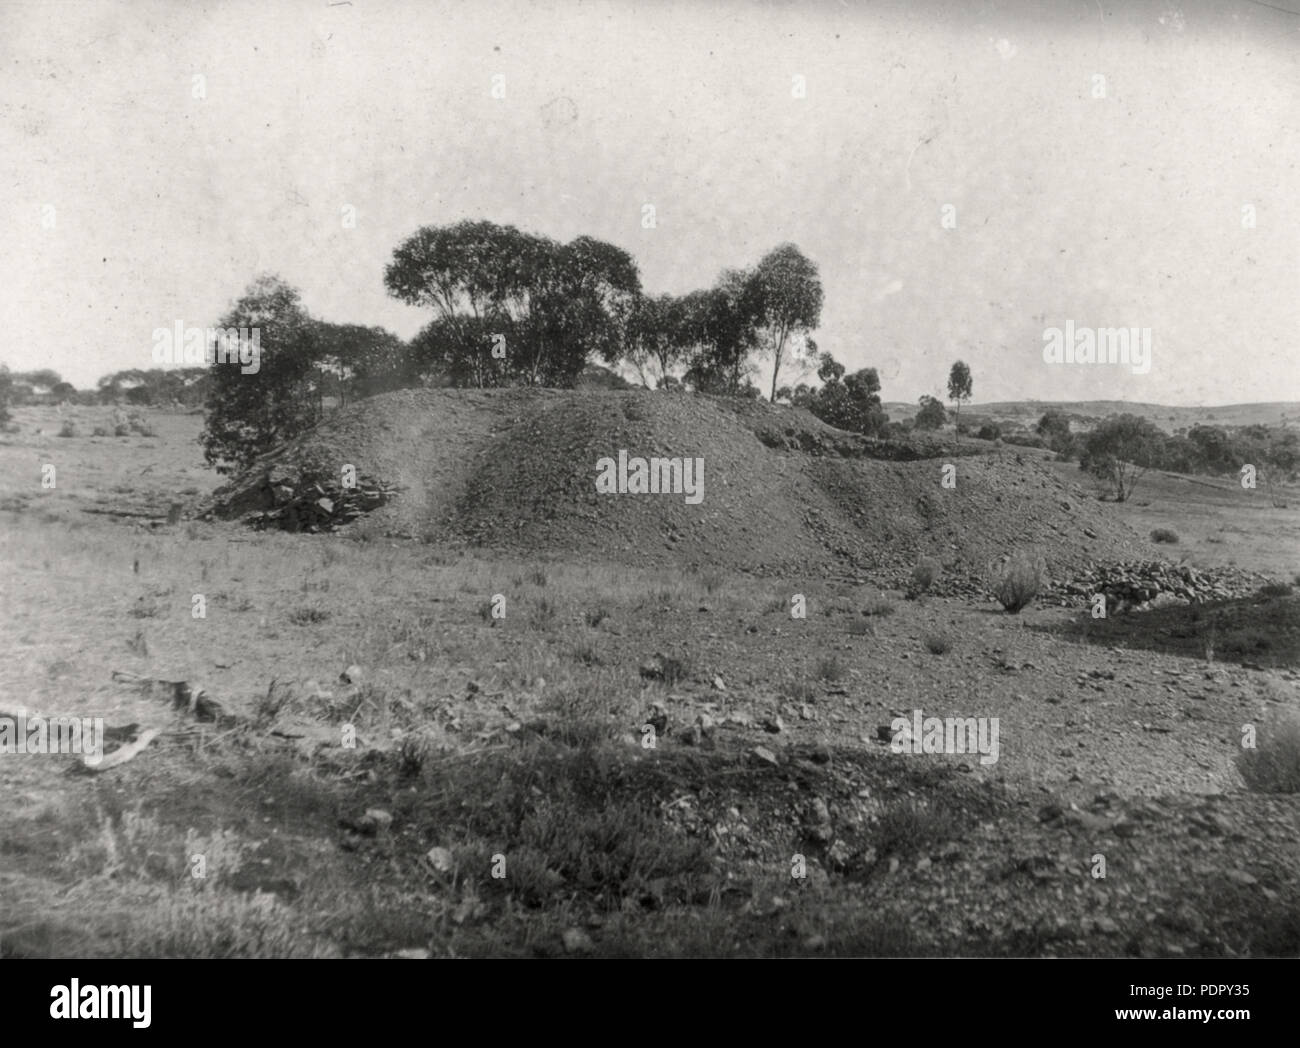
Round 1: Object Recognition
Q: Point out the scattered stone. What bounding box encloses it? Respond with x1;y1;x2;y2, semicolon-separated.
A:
762;714;784;734
341;664;363;685
425;846;455;873
243;473;398;532
363;808;393;832
711;674;726;691
751;745;779;766
826;840;854;871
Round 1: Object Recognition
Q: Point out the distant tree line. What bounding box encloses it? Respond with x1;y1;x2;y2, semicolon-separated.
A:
196;221;837;470
990;408;1298;503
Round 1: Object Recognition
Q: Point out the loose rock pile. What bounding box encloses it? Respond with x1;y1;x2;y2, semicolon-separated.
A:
246;472;398;533
1050;560;1272;610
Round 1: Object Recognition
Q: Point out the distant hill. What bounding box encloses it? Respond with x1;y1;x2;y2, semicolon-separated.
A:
883;401;1300;432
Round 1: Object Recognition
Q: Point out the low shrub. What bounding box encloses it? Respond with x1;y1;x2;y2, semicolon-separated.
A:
907;557;942;599
923;632;952;655
1237;709;1300;793
990;550;1048;614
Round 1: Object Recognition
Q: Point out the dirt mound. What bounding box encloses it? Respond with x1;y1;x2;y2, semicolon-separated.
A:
206;388;1149;582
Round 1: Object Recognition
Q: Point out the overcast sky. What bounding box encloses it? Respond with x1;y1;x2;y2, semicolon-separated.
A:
2;0;1296;404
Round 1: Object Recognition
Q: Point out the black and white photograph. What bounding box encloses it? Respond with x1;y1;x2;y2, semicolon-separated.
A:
0;0;1296;1016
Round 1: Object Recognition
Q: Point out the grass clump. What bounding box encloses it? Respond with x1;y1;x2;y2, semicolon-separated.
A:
923;631;952;655
907;557;942;599
1237;710;1300;793
990;550;1047;614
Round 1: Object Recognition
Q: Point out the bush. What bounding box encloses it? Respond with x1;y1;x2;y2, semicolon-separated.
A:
1236;709;1300;793
1260;581;1293;598
91;425;109;437
1002;433;1045;450
127;413;156;437
923;632;952;655
977;423;1002;441
816;654;846;681
862;597;895;617
907;557;942;599
990;550;1047;614
114;423;131;437
57;420;77;438
1151;528;1180;544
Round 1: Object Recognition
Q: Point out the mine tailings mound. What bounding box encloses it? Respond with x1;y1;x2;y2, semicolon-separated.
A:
206;388;1149;582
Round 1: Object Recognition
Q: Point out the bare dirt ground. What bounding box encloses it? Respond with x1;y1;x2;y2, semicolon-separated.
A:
1;402;1297;958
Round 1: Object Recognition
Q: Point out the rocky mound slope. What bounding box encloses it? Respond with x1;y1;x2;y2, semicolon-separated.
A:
206;388;1150;581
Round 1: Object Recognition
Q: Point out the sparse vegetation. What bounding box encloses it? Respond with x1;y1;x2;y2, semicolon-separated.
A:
991;550;1047;614
923;631;952;655
1151;528;1179;544
862;596;896;617
815;653;846;681
908;557;942;599
1236;709;1300;794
